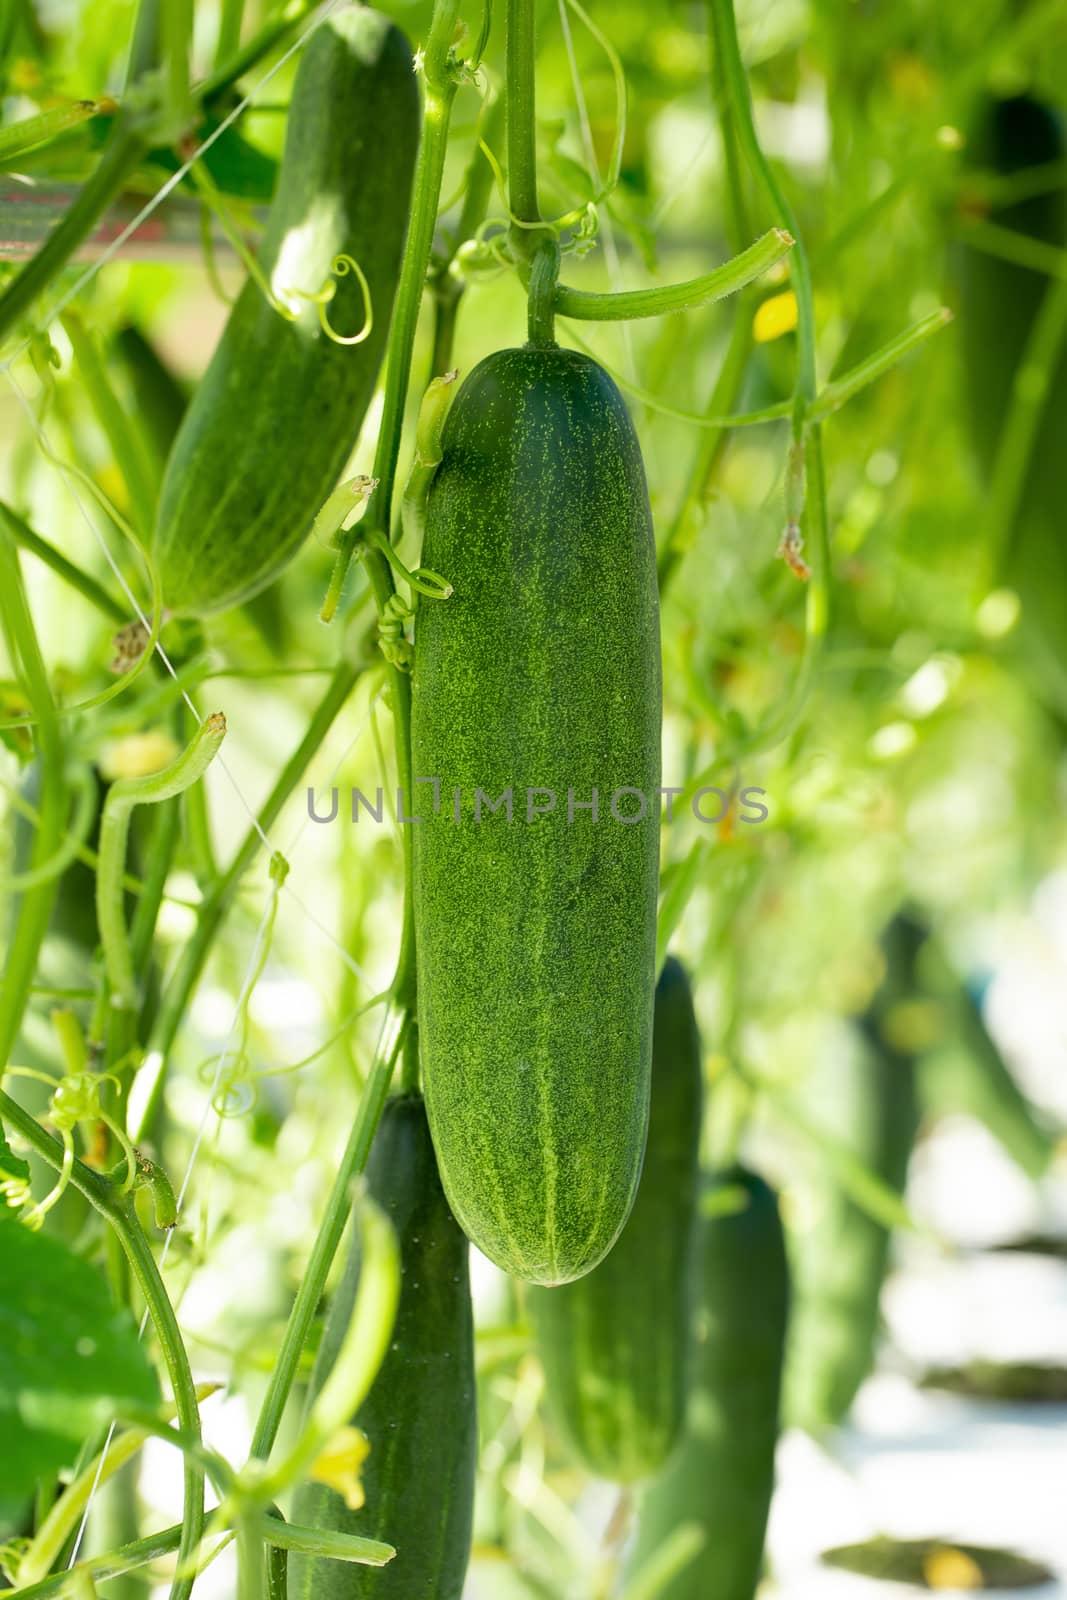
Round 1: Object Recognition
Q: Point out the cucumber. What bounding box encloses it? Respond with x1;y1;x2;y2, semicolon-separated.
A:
626;1168;789;1600
410;344;662;1286
957;93;1067;698
916;930;1055;1180
153;8;419;615
528;956;703;1481
786;921;920;1432
289;1093;476;1599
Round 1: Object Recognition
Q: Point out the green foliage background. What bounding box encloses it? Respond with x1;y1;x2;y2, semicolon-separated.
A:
2;0;1066;1593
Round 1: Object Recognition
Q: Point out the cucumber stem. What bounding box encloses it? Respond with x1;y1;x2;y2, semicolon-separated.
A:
527;235;561;346
506;0;546;262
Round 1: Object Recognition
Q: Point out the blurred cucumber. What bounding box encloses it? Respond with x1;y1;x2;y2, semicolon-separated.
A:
785;917;920;1432
957;92;1067;701
918;944;1055;1179
528;956;703;1483
625;1168;789;1600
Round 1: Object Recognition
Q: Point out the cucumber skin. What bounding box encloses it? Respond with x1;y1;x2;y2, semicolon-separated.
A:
957;95;1067;694
411;344;662;1286
528;956;703;1481
289;1095;476;1599
153;10;419;615
627;1169;790;1600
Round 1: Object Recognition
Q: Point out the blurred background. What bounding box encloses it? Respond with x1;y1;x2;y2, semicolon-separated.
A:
3;0;1067;1594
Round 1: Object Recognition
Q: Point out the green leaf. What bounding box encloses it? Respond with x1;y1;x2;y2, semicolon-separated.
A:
0;1222;160;1497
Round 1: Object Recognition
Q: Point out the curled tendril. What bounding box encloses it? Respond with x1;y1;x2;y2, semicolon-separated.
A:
0;1537;33;1585
194;849;289;1120
379;594;415;670
285;254;374;348
1;1166;32;1213
2;1064;136;1226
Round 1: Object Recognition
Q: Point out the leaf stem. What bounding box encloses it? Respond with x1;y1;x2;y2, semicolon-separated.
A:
554;228;792;322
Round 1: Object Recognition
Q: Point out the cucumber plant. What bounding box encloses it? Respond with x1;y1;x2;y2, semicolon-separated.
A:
0;0;1022;1598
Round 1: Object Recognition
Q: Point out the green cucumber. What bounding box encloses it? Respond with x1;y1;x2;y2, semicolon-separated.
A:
289;1093;476;1599
153;9;419;615
915;929;1055;1181
786;921;920;1432
626;1168;789;1600
411;343;662;1286
528;956;703;1481
957;93;1067;698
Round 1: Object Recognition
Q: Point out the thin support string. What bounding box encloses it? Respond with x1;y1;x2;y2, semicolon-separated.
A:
0;0;343;381
6;362;379;988
557;0;636;380
4;361;274;856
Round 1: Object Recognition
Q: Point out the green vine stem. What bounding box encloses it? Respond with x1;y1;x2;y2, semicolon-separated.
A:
0;0;166;347
709;0;830;739
15;1386;219;1586
5;1527;188;1600
980;269;1067;588
199;0;324;104
0;1094;204;1600
527;235;561;346
429;93;506;378
213;0;246;70
248;997;411;1461
328;0;464;607
655;7;753;596
0;534;67;1073
657;310;752;592
506;0;547;261
97;713;227;1011
252;1192;400;1501
135;651;365;1140
60;312;158;537
553;228;792;322
0;499;127;622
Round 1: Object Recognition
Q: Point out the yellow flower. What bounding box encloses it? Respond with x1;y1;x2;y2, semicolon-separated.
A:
923;1546;983;1591
753;291;798;343
100;731;181;781
309;1426;371;1511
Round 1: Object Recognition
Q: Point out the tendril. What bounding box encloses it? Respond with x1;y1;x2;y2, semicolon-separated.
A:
286;254;374;347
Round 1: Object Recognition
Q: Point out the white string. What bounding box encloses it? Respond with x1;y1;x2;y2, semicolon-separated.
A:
4;361;376;984
0;0;342;382
0;5;388;1569
557;0;636;382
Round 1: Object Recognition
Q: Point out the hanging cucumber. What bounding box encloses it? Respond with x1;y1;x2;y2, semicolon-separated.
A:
626;1168;790;1600
410;343;662;1286
957;93;1067;698
786;919;920;1432
289;1093;476;1599
915;929;1055;1181
153;8;420;615
528;956;703;1481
